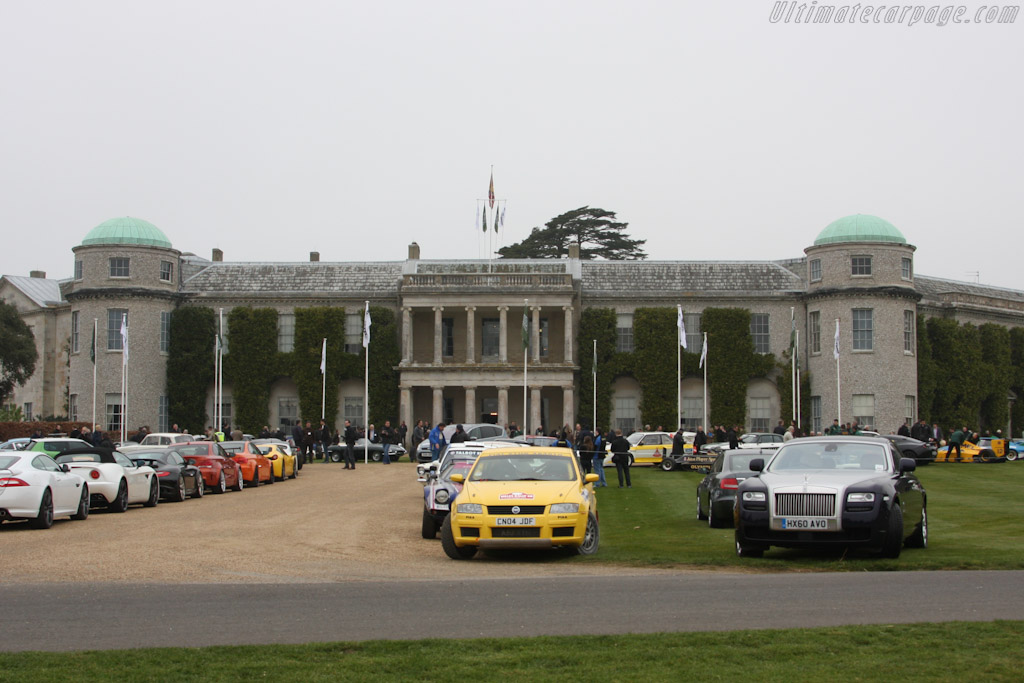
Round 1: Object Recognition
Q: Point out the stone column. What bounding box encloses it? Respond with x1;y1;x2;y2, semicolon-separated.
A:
498;386;509;428
465;306;476;364
432;386;444;426
399;385;412;437
433;306;444;365
563;306;573;364
498;306;508;363
532;306;541;363
562;386;574;432
464;386;477;423
531;386;542;434
401;307;412;363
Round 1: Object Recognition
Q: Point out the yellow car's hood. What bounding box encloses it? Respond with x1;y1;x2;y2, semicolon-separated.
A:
460;480;583;505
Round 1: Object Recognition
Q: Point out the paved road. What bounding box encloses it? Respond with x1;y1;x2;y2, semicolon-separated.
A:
2;570;1020;652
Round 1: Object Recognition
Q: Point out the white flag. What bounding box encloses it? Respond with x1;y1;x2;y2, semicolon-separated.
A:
677;305;687;349
120;314;129;362
362;302;371;348
833;319;840;360
320;338;327;374
699;333;707;369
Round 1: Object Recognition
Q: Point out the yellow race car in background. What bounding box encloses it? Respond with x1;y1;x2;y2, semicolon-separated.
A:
441;447;599;559
259;442;298;479
936;436;1008;463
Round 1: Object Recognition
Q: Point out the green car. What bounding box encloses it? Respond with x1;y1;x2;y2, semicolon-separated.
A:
27;438;93;457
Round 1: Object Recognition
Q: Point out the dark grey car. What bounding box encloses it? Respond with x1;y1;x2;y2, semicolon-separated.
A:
696;449;770;528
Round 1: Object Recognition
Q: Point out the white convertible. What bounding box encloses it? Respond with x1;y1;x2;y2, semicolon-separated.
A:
0;452;91;528
54;448;159;512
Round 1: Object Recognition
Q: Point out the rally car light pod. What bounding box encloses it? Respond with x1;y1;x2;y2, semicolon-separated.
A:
435;490;450;504
457;503;483;514
550;503;579;514
847;492;875;503
742;491;766;502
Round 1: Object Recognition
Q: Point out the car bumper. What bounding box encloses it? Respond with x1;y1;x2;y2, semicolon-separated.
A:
86;480;119;504
449;511;589;548
736;507;891;548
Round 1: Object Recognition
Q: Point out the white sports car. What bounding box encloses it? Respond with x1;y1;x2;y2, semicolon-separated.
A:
0;452;91;528
54;448;159;512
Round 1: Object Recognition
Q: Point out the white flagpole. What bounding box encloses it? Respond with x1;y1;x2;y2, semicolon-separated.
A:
796;329;802;430
702;333;708;431
218;308;224;434
363;301;370;465
320;337;327;420
592;339;597;433
678;315;682;429
91;318;97;432
790;307;796;423
835;318;842;425
523;299;528;435
120;313;128;442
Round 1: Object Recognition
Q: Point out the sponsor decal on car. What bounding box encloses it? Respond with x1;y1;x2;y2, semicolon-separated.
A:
498;492;535;500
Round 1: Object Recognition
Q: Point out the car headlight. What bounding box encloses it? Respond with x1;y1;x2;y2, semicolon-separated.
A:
847;492;875;503
457;503;482;514
435;490;450;504
742;491;766;502
550;503;579;514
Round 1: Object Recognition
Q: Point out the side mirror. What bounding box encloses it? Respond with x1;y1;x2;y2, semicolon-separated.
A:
749;458;764;472
60;464;70;473
899;457;917;473
450;473;464;484
584;473;599;483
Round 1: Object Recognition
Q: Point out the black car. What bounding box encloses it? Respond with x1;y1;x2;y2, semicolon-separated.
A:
883;434;937;465
696;449;769;528
734;437;927;559
130;449;204;502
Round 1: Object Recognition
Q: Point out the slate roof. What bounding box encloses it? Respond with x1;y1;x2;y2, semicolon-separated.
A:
915;275;1024;306
181;262;403;296
581;261;805;296
1;275;66;307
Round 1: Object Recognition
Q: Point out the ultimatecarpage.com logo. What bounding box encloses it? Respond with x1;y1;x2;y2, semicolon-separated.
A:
768;2;1019;26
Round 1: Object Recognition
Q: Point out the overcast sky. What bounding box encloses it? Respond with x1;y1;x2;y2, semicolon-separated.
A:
1;1;1021;288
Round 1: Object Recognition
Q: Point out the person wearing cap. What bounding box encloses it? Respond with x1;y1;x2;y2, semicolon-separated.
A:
449;424;469;445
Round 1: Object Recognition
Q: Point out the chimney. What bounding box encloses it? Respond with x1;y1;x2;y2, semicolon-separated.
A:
30;270;46;279
408;242;420;260
212;248;223;262
310;251;320;262
567;244;580;260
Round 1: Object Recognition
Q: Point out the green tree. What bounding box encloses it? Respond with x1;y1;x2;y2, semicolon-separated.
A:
0;300;38;407
497;206;647;260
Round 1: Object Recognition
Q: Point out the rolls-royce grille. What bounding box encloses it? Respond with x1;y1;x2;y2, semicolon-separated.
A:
775;493;836;516
487;505;546;515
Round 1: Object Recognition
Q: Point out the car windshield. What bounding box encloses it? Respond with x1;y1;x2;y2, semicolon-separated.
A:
176;445;213;457
132;452;169;464
469;454;577;482
0;455;19;469
739;434;761;444
722;453;761;472
55;452;114;464
768;442;891;472
627;433;644;446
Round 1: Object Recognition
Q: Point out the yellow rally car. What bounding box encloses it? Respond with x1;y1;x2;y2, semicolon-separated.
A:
441;447;600;559
258;442;298;479
602;431;676;467
936;437;1008;463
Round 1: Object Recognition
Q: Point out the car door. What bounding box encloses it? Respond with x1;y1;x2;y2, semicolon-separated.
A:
34;455;81;512
114;451;148;500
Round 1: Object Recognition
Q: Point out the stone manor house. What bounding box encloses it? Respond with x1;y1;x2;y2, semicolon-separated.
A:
4;214;1023;436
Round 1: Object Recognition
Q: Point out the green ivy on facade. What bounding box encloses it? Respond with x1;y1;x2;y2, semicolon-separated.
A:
167;306;216;433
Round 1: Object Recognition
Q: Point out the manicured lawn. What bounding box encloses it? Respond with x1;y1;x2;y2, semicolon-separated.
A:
3;621;1022;681
584;462;1024;570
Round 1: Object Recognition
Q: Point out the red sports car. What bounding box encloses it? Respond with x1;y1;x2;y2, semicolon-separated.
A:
175;442;244;493
220;441;274;487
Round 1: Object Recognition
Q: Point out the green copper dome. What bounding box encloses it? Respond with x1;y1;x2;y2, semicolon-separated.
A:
81;217;172;248
814;214;906;246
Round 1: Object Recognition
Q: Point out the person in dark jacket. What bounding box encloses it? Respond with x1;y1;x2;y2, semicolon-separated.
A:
897;422;910;437
343;419;358;469
947;427;965;462
671;426;687;456
610;429;632;488
380;420;395;464
727;426;739;450
449;424;469;445
694;426;707;451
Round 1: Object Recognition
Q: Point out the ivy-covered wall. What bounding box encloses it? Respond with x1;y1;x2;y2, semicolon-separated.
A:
223;307;280;433
292;307;351;429
167;306;215;432
577;308;616;431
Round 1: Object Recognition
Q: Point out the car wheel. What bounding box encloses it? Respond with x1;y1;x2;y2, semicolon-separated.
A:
144;477;160;507
421;509;438;539
660;457;675;472
628;454;635;467
697;491;707;520
372;451;382;462
880;504;904;558
330;450;342;463
233;468;245;491
291;461;298;478
215;471;226;494
250;467;260;488
268;466;276;485
440;515;477;560
194;475;204;498
71;485;90;520
575;512;600;555
978;449;996;463
109;479;129;513
735;535;765;558
174;476;187;502
708;501;720;528
906;505;928;549
1006;448;1018;461
31;489;54;529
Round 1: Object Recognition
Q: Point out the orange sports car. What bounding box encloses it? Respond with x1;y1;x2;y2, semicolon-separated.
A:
220;441;275;486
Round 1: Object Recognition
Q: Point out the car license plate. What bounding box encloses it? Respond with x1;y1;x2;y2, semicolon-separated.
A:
495;517;535;526
433;503;449;511
780;517;829;530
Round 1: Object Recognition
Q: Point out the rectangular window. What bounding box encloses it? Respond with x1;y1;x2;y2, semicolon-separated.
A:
344;397;363;423
443;397;454;425
104;394;122;433
751;313;770;354
216;399;232;431
279;397;298;431
278;313;295;353
345;313;362;354
160;260;174;282
109;257;130;278
904;310;915;354
905;395;916;427
852;394;875;429
809;259;822;282
851;255;872;276
74;260;83;280
69;394;79;422
71;311;80;353
682;397;703;430
24;402;33;422
482;318;500;357
441;318;454;357
158;395;169;432
107;309;128;351
160;312;171;353
852;309;873;351
811;395;822;435
613;396;638;432
749;397;770;432
529;318;550;357
683;313;702;351
616;313;634;353
809;311;820;354
901;257;912;280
